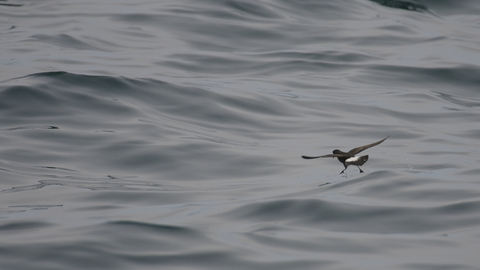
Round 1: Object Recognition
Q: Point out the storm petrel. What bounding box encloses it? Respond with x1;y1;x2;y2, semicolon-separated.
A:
302;136;389;174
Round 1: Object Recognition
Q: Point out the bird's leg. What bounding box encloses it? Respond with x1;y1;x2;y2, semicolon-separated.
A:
357;166;364;173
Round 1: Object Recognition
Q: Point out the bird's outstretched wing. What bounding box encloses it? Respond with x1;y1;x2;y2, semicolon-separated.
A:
302;154;347;159
347;136;389;156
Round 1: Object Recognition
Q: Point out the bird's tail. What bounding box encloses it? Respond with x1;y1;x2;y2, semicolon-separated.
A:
356;155;369;166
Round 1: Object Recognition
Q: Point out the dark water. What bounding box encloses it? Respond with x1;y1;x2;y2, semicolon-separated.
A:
1;0;480;269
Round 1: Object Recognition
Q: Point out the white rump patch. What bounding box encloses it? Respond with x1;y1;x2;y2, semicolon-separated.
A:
346;157;359;163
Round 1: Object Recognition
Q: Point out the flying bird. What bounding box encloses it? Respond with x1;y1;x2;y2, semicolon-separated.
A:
302;137;389;174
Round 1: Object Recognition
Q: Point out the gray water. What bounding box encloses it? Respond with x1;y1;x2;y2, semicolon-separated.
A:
1;0;480;269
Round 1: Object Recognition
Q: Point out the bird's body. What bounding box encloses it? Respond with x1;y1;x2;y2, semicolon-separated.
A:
302;137;388;174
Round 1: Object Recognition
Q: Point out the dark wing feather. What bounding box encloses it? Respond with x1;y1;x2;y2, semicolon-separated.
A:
302;154;347;159
347;136;389;156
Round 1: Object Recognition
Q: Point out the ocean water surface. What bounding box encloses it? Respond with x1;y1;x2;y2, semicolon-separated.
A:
1;0;480;269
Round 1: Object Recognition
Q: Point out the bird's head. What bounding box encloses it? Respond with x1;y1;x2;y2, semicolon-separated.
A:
332;149;341;154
